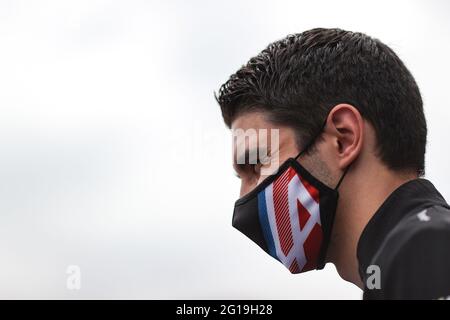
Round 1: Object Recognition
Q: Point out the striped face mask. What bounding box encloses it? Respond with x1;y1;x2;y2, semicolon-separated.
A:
232;134;350;274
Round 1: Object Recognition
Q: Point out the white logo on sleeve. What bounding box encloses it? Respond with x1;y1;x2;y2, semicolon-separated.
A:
417;209;430;222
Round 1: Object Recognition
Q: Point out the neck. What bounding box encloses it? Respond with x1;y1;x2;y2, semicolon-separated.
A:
327;161;417;289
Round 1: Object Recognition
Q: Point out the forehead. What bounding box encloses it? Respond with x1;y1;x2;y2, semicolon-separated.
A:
231;111;299;153
231;111;275;131
231;111;297;140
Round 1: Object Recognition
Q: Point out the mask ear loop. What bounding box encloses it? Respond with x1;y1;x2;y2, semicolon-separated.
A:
292;116;352;191
334;163;352;190
294;116;352;190
294;118;328;161
294;137;316;160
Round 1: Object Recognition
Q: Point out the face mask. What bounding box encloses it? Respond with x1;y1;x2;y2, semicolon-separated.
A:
232;130;350;274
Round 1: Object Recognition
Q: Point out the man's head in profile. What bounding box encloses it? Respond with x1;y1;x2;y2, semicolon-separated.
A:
215;28;450;299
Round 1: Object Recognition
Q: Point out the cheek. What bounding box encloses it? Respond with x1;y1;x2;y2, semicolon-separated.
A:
320;141;341;172
239;177;258;198
301;151;336;188
257;174;268;186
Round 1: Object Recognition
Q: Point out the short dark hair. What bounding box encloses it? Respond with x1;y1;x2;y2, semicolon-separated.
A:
215;28;427;176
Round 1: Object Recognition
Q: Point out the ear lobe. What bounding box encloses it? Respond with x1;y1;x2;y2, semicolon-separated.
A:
327;104;363;169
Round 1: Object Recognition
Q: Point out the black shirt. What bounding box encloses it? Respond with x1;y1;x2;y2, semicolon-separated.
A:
357;178;450;299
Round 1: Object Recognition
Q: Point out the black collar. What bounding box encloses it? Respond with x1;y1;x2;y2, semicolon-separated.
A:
356;178;449;280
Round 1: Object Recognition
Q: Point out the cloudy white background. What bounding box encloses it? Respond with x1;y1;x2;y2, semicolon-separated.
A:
0;0;449;299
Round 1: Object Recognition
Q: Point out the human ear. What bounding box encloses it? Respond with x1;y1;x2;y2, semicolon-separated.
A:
325;104;364;169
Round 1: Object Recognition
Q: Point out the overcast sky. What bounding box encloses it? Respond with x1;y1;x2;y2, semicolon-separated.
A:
0;0;449;299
